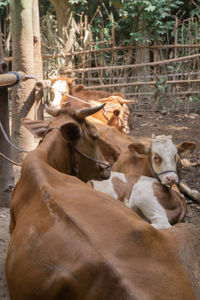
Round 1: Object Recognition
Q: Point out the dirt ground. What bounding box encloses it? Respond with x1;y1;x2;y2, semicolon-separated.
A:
0;111;200;299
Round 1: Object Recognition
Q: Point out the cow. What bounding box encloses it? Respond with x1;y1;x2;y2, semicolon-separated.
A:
89;171;187;229
49;77;135;133
87;96;135;134
50;76;126;109
50;76;75;109
111;135;200;202
5;106;200;299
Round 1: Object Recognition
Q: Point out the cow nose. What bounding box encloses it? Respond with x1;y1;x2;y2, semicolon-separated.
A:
99;162;111;179
166;175;178;187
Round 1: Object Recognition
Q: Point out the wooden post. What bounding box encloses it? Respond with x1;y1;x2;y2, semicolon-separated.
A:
0;21;14;207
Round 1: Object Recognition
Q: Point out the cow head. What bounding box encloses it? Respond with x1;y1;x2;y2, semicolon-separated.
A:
128;136;196;187
88;96;135;134
50;76;75;109
22;104;111;182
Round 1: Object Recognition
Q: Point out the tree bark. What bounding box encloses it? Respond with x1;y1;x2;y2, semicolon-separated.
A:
32;0;44;120
10;0;40;161
50;0;75;68
0;19;14;207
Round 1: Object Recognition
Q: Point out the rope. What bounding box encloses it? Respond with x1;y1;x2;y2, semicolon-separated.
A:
0;152;22;166
0;122;29;153
5;71;21;88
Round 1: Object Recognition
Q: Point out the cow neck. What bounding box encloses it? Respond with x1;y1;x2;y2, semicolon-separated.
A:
38;127;78;176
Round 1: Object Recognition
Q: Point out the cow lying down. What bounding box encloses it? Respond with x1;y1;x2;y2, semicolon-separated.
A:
89;172;186;230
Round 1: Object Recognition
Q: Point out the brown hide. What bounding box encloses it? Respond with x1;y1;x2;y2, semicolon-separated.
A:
7;180;196;300
6;109;197;300
88;119;148;166
88;98;130;134
162;223;200;299
153;181;187;224
69;83;125;109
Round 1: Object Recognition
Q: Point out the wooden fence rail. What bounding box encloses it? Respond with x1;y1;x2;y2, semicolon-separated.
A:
65;53;200;73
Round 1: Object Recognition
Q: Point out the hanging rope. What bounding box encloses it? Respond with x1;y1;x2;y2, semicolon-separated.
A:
0;152;22;167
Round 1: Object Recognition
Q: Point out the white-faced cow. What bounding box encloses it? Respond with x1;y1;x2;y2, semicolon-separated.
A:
112;135;200;200
50;76;75;108
6;110;199;300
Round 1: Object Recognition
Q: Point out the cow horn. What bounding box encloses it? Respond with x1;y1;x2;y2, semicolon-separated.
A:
74;103;105;119
45;104;58;117
119;99;136;104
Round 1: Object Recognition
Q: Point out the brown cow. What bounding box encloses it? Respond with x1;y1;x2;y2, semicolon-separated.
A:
87;96;135;134
5;106;199;299
69;83;126;109
50;77;135;133
50;76;125;109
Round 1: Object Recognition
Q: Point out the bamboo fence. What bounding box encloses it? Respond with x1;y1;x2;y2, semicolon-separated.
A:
41;13;200;113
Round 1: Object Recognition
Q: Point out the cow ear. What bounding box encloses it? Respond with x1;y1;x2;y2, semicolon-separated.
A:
177;141;197;156
60;122;82;143
128;143;149;155
22;118;49;138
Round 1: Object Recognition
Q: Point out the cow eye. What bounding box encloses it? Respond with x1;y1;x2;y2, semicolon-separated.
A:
91;133;99;141
153;154;161;162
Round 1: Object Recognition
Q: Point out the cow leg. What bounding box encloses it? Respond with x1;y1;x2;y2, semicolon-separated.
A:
126;179;171;230
179;181;200;204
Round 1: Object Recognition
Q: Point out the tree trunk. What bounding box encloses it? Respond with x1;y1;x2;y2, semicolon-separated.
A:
135;18;150;94
10;0;40;161
32;0;44;120
50;0;75;68
0;20;14;207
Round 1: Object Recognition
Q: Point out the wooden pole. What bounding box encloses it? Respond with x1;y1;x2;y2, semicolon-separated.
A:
0;20;14;207
83;79;200;90
41;44;200;58
0;71;26;88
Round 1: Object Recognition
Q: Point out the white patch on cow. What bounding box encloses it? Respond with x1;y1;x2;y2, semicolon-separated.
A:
151;136;178;186
91;172;127;199
92;172;171;230
126;176;171;229
51;80;68;108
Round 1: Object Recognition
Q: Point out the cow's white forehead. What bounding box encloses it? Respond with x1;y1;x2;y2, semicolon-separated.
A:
152;136;177;155
51;80;68;93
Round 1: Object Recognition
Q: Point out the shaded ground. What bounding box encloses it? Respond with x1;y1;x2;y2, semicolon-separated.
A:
0;111;200;299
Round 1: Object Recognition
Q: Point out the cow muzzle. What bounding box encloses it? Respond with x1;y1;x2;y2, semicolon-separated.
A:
162;173;179;187
98;161;111;180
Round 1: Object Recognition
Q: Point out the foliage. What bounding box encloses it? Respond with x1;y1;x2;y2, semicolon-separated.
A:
0;0;10;8
115;0;184;43
0;0;10;17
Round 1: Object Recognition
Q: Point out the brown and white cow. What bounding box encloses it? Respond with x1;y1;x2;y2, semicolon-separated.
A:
50;77;135;133
6;109;199;299
90;171;187;229
111;135;200;201
50;76;75;108
112;135;196;185
50;76;126;109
